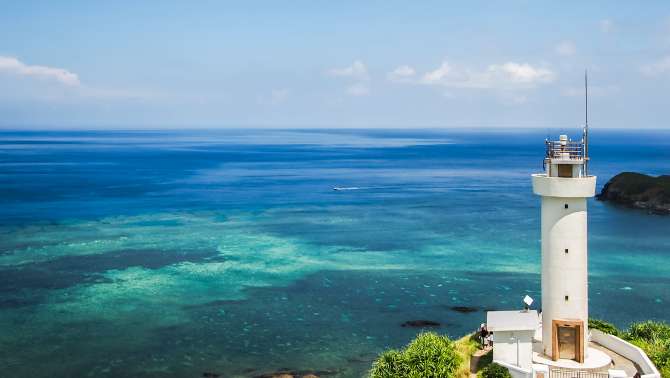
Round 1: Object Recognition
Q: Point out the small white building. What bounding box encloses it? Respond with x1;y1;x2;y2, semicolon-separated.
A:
487;310;538;370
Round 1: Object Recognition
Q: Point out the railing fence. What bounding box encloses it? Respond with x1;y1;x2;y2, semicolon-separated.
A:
545;140;585;160
549;368;609;378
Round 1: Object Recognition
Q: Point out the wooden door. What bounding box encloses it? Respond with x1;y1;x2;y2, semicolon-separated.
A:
558;326;577;360
551;319;584;362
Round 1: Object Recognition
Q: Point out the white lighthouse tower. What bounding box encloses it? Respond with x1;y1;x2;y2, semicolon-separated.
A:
532;131;595;362
485;75;665;374
531;75;596;362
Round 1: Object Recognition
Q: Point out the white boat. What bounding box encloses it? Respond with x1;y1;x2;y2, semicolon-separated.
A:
332;187;361;191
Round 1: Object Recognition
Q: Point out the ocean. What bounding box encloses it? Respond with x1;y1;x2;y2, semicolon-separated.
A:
1;128;669;377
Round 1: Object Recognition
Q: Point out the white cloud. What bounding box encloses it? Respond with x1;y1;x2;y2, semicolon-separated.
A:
599;19;614;33
640;56;670;76
493;62;555;84
327;60;369;80
0;56;80;86
0;55;160;104
555;40;576;56
417;60;556;89
387;65;416;82
346;83;370;96
328;60;371;96
422;62;453;85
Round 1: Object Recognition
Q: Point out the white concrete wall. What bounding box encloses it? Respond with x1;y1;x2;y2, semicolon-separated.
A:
540;195;589;357
532;174;595;358
493;330;535;370
591;329;661;378
532;175;596;198
608;370;627;378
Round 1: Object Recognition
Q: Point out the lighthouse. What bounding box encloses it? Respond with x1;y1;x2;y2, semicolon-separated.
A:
532;128;596;362
485;75;661;374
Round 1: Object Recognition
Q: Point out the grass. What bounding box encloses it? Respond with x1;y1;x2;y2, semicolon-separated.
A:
454;333;492;377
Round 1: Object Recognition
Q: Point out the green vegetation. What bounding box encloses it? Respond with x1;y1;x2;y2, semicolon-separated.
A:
625;321;670;377
454;333;489;377
607;172;670;196
369;332;462;378
479;363;512;378
589;318;670;377
370;332;492;378
371;320;670;378
588;318;620;337
597;172;670;214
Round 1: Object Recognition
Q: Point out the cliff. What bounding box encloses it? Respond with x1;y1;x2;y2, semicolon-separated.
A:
596;172;670;215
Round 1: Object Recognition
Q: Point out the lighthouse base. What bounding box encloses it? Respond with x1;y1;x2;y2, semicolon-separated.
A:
532;347;611;371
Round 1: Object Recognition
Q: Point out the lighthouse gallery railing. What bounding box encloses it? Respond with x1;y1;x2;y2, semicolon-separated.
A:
544;140;585;160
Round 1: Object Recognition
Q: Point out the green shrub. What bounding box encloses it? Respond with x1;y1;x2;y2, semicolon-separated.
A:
623;321;670;377
370;349;408;377
370;332;462;378
479;363;512;378
625;321;670;343
588;318;620;336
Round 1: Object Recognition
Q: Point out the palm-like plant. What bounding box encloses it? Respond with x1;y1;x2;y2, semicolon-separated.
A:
370;332;462;378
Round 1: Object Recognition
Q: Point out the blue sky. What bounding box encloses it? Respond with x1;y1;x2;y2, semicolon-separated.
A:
1;1;669;129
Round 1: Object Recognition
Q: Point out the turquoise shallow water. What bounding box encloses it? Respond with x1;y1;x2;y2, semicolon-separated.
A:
0;129;669;377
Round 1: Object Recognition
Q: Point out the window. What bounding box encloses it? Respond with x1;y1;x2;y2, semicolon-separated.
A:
565;249;569;254
565;295;569;301
564;204;569;209
558;164;572;178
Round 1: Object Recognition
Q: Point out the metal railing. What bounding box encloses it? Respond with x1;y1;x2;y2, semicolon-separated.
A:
545;140;585;160
549;368;608;378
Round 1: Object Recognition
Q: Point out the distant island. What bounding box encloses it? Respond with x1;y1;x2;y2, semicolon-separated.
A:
596;172;670;215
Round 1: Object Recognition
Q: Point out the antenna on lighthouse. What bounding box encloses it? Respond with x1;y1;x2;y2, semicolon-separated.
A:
583;69;589;176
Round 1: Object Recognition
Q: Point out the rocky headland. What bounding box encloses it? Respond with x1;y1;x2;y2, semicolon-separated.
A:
596;172;670;215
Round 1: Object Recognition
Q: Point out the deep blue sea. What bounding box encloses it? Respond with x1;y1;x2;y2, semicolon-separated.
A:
1;129;669;377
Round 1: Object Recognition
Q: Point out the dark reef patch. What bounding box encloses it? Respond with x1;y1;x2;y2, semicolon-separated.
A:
181;299;247;310
401;320;441;328
450;306;479;313
0;248;222;308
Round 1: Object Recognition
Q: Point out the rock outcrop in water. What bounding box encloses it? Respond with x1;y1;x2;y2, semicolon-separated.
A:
401;320;441;328
596;172;670;215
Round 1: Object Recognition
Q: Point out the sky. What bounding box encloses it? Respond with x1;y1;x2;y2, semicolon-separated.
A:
1;1;669;129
